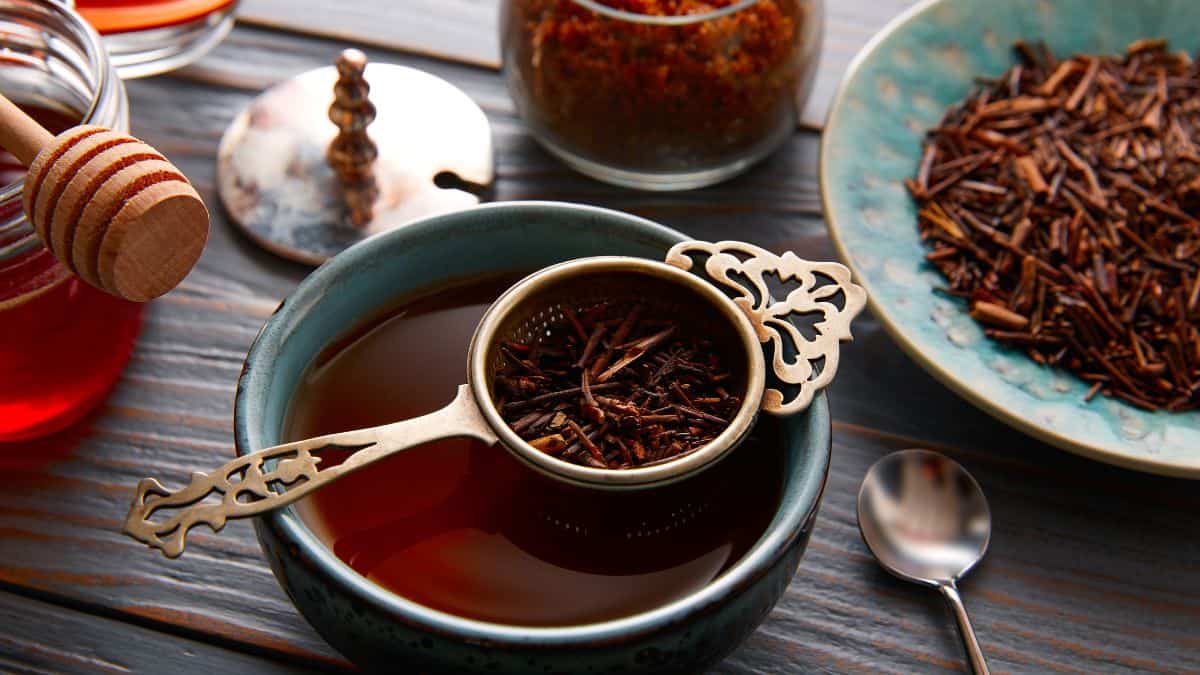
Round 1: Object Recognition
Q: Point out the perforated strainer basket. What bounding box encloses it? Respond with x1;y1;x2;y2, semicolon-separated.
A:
124;240;866;558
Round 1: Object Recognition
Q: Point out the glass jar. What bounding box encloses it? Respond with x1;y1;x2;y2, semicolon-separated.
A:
0;0;139;442
75;0;239;79
501;0;823;190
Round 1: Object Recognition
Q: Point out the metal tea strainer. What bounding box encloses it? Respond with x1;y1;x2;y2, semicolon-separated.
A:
124;240;867;558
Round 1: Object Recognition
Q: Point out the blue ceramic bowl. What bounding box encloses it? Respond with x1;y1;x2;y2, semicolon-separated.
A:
822;0;1200;477
234;202;831;672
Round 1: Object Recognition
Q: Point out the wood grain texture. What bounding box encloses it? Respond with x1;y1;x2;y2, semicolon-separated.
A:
236;0;919;128
0;589;324;674
239;0;499;68
0;11;1197;675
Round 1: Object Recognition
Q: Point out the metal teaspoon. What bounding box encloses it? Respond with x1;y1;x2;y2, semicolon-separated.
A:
857;449;992;674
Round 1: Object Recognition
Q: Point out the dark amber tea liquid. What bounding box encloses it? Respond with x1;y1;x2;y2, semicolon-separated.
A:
285;276;787;626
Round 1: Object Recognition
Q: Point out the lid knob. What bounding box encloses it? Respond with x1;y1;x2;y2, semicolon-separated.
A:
327;48;380;227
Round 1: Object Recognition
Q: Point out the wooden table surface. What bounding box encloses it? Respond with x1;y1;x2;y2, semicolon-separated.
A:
3;2;1198;673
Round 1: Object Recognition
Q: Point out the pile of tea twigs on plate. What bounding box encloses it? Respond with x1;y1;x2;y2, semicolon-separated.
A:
495;302;741;469
909;40;1200;411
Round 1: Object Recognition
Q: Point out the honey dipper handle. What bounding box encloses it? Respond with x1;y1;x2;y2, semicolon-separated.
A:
0;93;54;166
123;385;497;558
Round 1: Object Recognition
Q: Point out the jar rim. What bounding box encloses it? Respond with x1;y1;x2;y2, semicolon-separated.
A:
568;0;762;25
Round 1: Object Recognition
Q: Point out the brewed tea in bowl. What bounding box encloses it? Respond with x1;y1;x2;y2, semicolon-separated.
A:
166;203;851;672
283;270;790;626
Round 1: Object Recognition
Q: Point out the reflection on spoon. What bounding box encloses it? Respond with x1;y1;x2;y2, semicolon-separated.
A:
857;449;992;675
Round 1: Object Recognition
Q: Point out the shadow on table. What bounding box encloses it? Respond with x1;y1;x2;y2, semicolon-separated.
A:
0;411;98;476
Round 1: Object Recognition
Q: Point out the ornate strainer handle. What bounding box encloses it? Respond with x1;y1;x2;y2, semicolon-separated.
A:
123;385;494;558
665;241;868;415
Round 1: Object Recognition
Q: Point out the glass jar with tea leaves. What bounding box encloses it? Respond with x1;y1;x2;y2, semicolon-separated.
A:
0;0;136;442
501;0;823;190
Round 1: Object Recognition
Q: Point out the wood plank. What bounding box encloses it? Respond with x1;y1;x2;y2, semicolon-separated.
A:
0;589;324;674
239;0;499;69
0;18;1195;675
236;0;920;128
5;396;1197;673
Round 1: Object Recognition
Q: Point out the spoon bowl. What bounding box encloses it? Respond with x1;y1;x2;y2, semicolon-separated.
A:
857;448;992;674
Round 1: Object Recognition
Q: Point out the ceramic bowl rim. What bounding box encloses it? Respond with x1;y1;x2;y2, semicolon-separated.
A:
819;0;1200;478
234;201;832;645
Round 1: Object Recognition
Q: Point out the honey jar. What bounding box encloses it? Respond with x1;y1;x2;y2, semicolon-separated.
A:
0;0;135;442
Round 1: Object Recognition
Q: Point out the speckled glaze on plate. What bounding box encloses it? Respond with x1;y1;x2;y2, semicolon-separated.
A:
821;0;1200;478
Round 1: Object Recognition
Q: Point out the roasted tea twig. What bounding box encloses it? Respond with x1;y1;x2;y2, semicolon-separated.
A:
911;40;1200;411
495;304;740;468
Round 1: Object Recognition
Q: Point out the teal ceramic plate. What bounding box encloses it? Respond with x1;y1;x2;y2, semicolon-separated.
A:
821;0;1200;478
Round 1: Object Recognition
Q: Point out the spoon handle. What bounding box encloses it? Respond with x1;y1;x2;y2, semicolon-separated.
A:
123;384;495;558
939;582;990;675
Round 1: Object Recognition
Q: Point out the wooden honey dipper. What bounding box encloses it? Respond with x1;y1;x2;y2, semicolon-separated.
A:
0;93;208;302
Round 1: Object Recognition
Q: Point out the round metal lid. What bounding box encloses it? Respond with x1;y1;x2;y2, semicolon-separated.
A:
216;58;493;264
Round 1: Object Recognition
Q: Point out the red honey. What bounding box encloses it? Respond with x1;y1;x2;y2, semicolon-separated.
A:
0;105;142;442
